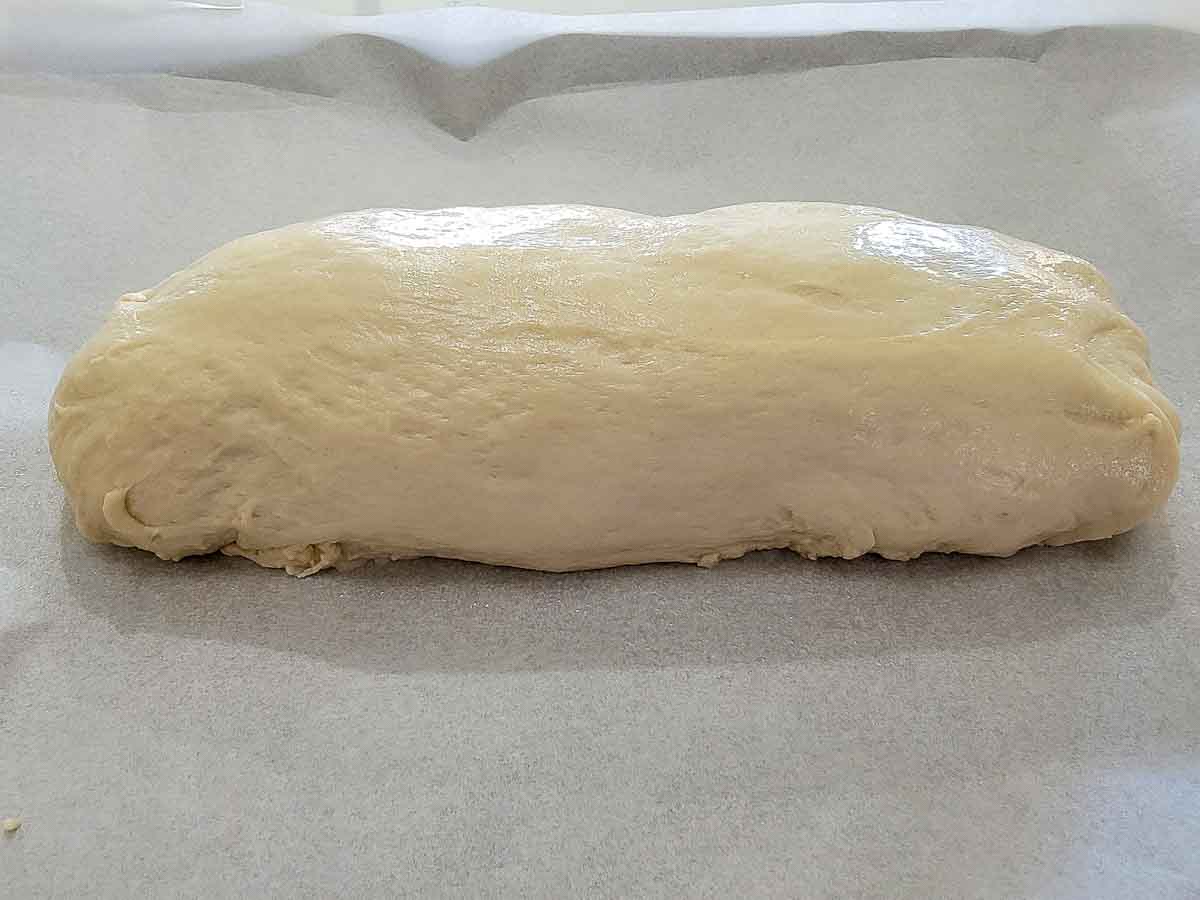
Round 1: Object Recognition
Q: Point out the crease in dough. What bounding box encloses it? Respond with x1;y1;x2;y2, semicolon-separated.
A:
49;203;1180;576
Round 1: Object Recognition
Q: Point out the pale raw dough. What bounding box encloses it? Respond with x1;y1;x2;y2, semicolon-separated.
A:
49;203;1180;575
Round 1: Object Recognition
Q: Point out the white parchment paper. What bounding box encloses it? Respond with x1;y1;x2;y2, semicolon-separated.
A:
2;21;1198;898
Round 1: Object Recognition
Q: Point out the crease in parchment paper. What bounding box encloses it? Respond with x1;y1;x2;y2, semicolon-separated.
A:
190;28;1063;139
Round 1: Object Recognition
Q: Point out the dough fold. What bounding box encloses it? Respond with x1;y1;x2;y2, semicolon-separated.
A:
49;203;1180;574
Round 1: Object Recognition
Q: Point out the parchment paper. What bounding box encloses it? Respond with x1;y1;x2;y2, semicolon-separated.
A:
2;24;1198;899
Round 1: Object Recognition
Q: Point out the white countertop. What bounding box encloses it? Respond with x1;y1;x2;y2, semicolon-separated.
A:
5;0;1199;70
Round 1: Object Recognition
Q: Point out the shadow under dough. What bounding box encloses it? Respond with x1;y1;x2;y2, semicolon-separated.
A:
58;500;1180;675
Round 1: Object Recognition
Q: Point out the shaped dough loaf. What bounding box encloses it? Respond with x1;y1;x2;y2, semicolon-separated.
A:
49;203;1180;575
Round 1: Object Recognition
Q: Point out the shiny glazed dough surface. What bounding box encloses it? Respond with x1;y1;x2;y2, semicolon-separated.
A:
49;203;1180;575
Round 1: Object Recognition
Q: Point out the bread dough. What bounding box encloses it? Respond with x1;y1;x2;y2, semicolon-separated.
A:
49;203;1180;575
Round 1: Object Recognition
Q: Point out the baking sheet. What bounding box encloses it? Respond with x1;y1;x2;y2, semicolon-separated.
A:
3;22;1199;898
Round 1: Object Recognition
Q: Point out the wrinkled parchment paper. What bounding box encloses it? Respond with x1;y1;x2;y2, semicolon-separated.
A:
2;23;1198;898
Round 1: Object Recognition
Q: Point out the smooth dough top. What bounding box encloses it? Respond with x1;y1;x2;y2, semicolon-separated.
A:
50;203;1180;573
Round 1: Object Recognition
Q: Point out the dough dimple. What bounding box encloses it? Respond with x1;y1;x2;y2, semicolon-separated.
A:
49;203;1180;575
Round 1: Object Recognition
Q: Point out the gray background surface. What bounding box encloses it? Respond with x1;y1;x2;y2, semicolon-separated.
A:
2;25;1198;898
